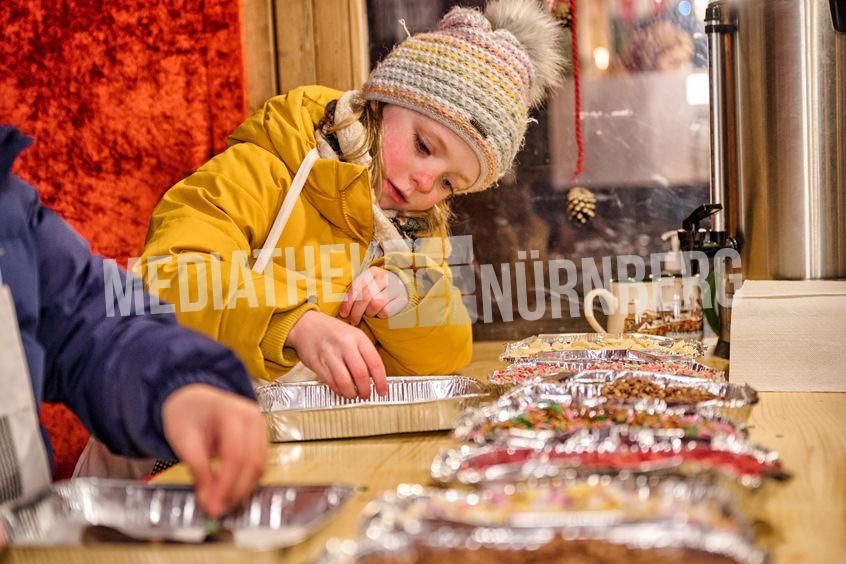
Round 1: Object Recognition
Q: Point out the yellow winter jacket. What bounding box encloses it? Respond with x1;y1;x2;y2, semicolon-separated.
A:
141;85;473;381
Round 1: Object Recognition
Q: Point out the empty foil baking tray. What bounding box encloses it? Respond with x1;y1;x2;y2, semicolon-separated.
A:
256;376;490;441
2;478;353;552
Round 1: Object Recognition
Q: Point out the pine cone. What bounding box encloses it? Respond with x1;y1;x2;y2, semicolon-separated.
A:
566;186;596;225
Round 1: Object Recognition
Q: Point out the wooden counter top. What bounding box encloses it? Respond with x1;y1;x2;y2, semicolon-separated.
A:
155;341;846;563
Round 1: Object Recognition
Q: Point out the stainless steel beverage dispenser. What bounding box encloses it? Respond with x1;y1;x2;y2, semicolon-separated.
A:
683;0;846;358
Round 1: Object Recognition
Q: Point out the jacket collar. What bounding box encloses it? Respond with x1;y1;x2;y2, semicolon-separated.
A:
227;87;375;245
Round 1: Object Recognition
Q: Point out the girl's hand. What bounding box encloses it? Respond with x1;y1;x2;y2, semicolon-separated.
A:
339;267;409;326
162;384;268;518
286;310;388;399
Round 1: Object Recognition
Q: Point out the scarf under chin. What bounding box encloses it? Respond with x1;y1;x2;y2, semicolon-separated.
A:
315;91;422;253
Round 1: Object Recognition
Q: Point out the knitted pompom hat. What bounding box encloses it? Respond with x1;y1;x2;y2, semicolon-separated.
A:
363;0;566;193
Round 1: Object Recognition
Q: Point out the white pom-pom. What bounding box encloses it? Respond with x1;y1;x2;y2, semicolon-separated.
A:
485;0;567;107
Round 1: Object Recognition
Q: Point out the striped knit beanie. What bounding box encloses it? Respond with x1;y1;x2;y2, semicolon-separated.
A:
363;0;565;193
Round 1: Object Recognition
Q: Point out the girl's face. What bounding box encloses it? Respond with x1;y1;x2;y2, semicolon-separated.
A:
378;104;481;212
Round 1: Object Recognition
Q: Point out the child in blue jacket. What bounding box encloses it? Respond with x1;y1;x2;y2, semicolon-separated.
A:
0;126;267;525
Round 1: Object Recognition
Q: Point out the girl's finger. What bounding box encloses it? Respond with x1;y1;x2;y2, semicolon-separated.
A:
339;292;352;317
315;358;343;397
348;293;372;326
375;294;408;319
343;349;372;399
341;276;369;317
364;295;389;318
325;355;357;399
353;269;385;298
385;273;409;300
358;339;388;396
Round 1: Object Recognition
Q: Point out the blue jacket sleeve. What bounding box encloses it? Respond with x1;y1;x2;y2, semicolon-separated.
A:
30;199;256;460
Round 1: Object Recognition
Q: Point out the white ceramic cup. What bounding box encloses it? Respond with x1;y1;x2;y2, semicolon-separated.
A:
584;277;701;335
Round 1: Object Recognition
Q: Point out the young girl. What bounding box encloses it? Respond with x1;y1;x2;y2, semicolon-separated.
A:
141;0;565;399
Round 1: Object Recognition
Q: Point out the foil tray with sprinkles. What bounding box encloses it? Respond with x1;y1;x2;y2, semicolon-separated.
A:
559;370;758;423
431;431;787;490
318;480;765;564
500;333;705;362
454;382;746;448
488;351;725;395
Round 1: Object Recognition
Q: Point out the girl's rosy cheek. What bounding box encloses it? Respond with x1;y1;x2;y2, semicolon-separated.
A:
382;141;409;175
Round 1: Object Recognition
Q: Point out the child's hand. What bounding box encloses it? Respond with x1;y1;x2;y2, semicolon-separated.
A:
162;384;268;518
286;310;388;399
339;267;409;326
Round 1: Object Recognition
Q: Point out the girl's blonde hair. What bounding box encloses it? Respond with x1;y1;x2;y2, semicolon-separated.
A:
326;93;453;240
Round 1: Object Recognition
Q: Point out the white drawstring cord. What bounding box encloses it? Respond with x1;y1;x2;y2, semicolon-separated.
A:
252;148;320;274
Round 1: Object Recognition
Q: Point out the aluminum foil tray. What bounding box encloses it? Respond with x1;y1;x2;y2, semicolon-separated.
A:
488;353;725;395
533;348;723;372
487;360;573;396
454;382;746;448
256;376;490;441
382;479;747;532
431;432;787;490
1;479;353;551
500;333;705;362
561;370;758;423
319;480;765;564
321;524;765;564
533;348;700;364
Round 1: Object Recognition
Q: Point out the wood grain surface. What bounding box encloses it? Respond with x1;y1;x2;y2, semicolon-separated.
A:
155;341;846;563
276;0;369;93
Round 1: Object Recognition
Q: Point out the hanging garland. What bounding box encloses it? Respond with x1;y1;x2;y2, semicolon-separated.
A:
548;0;584;180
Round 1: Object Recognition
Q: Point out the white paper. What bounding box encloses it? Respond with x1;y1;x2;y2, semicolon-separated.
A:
730;280;846;391
0;286;52;504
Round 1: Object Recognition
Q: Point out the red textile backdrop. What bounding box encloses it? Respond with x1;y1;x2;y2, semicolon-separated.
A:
0;0;248;479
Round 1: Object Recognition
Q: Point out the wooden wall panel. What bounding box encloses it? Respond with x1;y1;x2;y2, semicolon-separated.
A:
348;0;371;86
313;0;353;89
242;0;278;112
274;0;369;93
276;0;317;92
